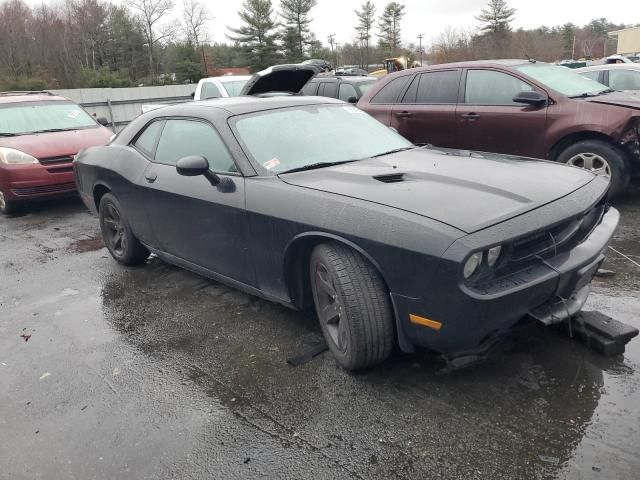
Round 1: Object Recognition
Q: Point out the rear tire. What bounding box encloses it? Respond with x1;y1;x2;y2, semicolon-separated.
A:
99;193;149;265
557;139;630;199
0;191;22;215
310;242;394;371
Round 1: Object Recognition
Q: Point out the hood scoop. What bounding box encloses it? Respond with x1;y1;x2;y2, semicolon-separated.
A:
374;172;405;183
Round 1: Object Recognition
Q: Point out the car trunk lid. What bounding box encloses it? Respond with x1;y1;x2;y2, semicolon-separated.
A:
240;64;319;96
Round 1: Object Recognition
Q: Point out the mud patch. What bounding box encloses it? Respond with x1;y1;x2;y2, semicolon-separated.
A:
68;236;104;253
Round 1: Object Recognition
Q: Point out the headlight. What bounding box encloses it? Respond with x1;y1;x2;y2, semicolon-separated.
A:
463;252;483;279
487;246;502;267
0;147;39;165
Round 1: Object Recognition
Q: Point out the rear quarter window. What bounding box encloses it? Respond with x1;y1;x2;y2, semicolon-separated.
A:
370;75;411;104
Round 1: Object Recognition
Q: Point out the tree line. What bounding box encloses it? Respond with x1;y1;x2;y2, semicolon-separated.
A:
0;0;631;90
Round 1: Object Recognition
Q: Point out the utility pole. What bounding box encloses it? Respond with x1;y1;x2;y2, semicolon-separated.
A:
572;34;576;59
335;43;341;68
417;34;424;66
328;34;336;68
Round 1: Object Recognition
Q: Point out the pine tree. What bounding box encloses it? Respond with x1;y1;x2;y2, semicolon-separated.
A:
228;0;280;71
377;2;405;56
476;0;516;34
355;1;376;68
279;0;317;62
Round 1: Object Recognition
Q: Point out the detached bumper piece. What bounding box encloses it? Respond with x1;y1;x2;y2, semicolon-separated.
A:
569;311;639;356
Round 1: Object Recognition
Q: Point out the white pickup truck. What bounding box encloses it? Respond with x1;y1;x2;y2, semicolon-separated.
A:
141;75;251;114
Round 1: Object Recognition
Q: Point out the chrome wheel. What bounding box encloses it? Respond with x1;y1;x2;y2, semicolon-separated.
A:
312;262;347;353
102;203;127;257
567;152;611;178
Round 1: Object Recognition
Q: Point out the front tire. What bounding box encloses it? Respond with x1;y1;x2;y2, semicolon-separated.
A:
99;193;149;265
310;243;394;371
557;140;630;199
0;191;22;215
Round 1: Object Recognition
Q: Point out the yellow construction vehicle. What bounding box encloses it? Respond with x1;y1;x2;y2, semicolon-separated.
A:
370;56;419;77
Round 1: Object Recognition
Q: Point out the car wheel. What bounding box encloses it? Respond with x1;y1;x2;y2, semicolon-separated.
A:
310;242;394;371
0;191;22;215
99;193;149;265
557;140;630;199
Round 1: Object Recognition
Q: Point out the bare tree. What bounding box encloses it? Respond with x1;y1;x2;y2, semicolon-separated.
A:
183;0;209;46
131;0;175;75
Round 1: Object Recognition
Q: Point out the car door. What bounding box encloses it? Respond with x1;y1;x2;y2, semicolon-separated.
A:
140;118;253;284
456;69;549;158
317;79;339;98
391;70;461;147
338;82;358;102
361;74;412;126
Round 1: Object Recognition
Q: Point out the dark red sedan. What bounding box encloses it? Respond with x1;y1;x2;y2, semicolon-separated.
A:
0;92;113;214
358;60;640;198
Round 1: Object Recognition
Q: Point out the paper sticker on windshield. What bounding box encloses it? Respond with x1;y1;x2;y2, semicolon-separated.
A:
342;106;366;114
263;158;281;170
67;110;81;119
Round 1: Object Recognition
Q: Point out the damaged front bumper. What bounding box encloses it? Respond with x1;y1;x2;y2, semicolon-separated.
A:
393;206;620;355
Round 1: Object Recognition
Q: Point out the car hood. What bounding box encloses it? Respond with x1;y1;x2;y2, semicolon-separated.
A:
0;127;113;159
585;90;640;109
279;148;598;233
240;63;319;96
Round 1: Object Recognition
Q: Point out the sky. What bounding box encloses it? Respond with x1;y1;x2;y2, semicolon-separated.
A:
24;0;633;48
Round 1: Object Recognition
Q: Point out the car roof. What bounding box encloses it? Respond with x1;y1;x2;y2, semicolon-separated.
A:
422;59;532;70
576;63;640;72
0;92;69;104
200;75;251;83
191;95;344;115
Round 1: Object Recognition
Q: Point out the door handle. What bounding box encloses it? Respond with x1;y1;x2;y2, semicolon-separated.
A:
145;171;158;183
395;111;412;118
461;112;481;120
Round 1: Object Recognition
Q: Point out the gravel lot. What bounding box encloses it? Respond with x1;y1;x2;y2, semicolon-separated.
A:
1;190;639;479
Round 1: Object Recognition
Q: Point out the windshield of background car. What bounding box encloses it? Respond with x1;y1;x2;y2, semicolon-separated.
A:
233;105;412;174
357;80;376;94
0;101;97;135
222;80;249;97
515;63;609;97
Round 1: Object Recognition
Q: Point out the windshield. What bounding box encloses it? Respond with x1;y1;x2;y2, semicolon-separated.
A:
222;80;249;97
515;63;609;97
234;105;412;174
0;101;97;135
358;81;376;94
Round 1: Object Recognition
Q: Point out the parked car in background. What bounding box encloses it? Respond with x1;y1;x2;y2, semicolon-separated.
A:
0;91;112;214
141;75;251;113
358;60;640;198
335;67;369;76
301;75;377;103
576;64;640;91
301;59;334;72
74;90;618;371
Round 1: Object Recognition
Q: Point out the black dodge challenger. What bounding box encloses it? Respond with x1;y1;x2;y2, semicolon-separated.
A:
74;94;619;370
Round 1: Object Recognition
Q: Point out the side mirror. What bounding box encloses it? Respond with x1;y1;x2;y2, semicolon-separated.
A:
96;116;109;126
176;155;220;186
348;96;358;104
512;90;548;107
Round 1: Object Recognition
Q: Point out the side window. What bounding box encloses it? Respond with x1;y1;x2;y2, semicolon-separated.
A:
322;81;338;98
465;70;533;105
154;119;237;173
401;75;419;103
580;70;601;83
132;120;163;157
338;83;358;101
371;75;411;104
301;81;318;96
201;82;221;99
415;71;460;103
609;69;640;90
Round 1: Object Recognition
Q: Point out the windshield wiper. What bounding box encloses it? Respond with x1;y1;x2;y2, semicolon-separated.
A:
0;132;18;137
31;128;79;134
370;146;415;158
569;89;615;99
278;160;356;174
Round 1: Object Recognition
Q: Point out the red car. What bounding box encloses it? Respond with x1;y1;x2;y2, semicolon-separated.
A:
358;60;640;198
0;91;113;214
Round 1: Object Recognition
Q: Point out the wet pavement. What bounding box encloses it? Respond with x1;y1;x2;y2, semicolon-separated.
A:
1;191;639;480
